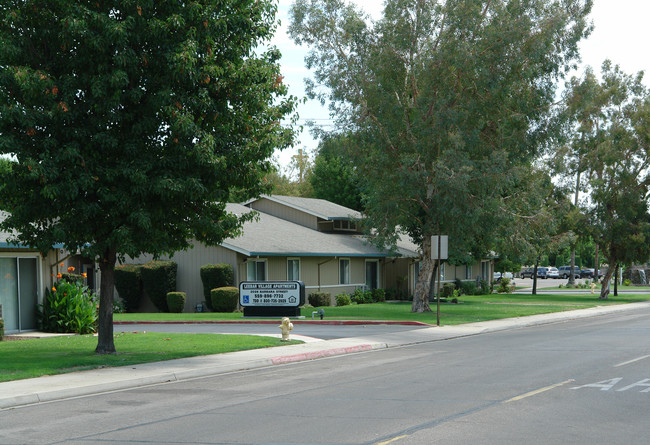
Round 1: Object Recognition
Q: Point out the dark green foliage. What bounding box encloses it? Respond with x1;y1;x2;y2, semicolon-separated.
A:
140;261;177;313
0;317;4;340
351;288;373;304
38;280;97;334
335;293;351;306
200;263;234;311
61;273;83;283
496;278;514;294
166;292;186;313
308;292;331;307
371;288;386;302
441;283;456;298
114;264;143;312
0;0;296;354
458;281;477;296
210;287;239;313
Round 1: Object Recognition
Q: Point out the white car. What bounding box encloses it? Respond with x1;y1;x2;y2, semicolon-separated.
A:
547;267;560;279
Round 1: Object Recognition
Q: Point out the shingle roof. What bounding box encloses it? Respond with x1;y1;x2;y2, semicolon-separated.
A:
222;203;418;258
244;195;362;220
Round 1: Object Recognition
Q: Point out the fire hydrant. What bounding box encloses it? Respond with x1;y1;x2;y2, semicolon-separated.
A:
590;282;596;294
279;317;293;341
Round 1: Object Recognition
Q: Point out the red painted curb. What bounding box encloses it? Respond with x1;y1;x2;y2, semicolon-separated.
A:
113;320;432;326
271;344;375;364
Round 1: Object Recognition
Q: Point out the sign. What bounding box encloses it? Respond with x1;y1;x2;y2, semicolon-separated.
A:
431;235;448;260
239;281;305;307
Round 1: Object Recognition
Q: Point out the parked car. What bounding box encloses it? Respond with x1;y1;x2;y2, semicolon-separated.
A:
547;267;560;279
520;267;535;278
557;265;580;279
521;267;548;279
580;268;603;279
493;272;514;281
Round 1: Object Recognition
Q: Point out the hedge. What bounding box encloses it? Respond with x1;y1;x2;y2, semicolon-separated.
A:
0;317;4;341
140;260;177;312
308;292;331;307
210;287;239;312
200;263;234;311
166;292;186;313
114;264;143;312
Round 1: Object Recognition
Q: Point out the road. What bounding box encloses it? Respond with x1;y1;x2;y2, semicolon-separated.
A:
2;307;650;445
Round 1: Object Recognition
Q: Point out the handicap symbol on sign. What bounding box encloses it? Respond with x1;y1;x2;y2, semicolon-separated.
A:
243;295;249;304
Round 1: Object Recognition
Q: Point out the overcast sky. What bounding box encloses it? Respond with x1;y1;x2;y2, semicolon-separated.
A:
270;0;650;170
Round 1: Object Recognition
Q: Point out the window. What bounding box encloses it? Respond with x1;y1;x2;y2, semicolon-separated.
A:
365;260;379;290
439;263;445;281
246;260;267;281
339;258;350;284
287;258;300;281
465;265;472;280
333;220;357;232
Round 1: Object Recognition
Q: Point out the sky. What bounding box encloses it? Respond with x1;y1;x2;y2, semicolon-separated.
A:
269;0;650;171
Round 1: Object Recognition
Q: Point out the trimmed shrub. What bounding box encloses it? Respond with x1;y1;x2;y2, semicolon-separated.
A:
458;281;477;295
335;293;352;306
166;292;186;313
38;280;97;334
211;287;239;312
200;263;234;311
308;292;331;307
114;264;143;312
371;288;386;302
496;277;514;293
0;317;4;341
351;288;373;304
140;260;177;312
441;283;456;298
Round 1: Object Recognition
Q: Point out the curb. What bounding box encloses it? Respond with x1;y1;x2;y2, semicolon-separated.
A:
114;320;431;326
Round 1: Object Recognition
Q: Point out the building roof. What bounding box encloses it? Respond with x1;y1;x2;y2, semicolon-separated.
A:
244;195;363;221
222;203;418;258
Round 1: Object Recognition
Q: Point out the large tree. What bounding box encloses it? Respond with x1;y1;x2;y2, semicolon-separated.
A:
289;0;592;311
561;61;650;299
0;0;296;353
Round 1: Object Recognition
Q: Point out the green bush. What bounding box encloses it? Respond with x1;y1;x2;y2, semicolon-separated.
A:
61;272;83;283
0;317;4;341
140;260;177;312
371;288;386;302
38;280;97;334
335;293;352;306
210;287;239;312
200;263;234;311
114;264;143;312
308;292;331;307
496;277;514;294
166;292;186;313
458;281;477;295
351;288;373;304
441;283;456;298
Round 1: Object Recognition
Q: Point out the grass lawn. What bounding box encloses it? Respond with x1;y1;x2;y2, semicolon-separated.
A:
0;332;301;383
114;293;650;325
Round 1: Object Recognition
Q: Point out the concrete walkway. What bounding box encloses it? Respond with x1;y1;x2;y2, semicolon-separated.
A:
2;301;650;410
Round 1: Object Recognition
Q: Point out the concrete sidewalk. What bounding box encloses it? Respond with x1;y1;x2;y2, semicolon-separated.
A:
2;301;649;410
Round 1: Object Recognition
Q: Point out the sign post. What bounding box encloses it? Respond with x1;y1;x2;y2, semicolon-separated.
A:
239;281;305;317
431;235;448;326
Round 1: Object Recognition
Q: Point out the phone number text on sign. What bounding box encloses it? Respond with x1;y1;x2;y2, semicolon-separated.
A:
239;281;303;307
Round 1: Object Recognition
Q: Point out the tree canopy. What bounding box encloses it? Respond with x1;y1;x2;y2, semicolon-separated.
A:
560;61;650;299
0;0;296;352
289;0;593;311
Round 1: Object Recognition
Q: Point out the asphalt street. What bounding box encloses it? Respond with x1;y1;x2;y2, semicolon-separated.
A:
2;303;650;444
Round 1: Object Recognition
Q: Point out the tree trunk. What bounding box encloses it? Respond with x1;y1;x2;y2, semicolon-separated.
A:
95;248;117;354
614;264;618;296
412;258;434;312
569;247;576;286
594;243;599;283
599;264;616;300
532;261;539;295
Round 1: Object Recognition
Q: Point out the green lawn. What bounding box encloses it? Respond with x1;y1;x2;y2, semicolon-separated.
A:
114;293;650;325
0;332;301;382
3;292;648;383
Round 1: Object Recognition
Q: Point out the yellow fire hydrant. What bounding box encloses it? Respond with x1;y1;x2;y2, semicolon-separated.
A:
279;317;293;341
590;282;596;294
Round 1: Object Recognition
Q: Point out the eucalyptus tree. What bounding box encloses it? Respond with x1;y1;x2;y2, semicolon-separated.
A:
289;0;592;311
0;0;296;353
562;61;650;299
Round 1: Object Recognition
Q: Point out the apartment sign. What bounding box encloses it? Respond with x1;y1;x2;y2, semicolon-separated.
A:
239;281;305;307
